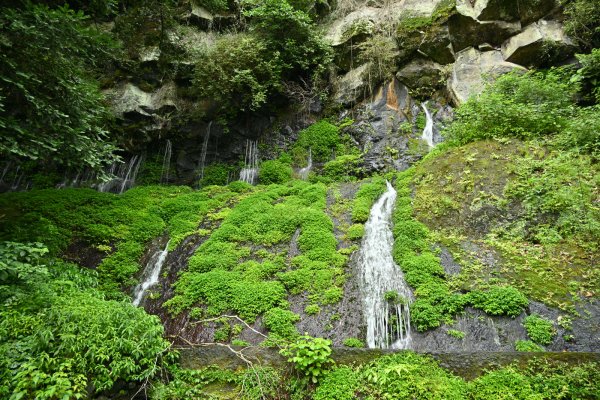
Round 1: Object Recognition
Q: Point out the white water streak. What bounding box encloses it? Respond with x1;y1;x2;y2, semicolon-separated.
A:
161;139;172;184
421;103;435;149
298;148;313;180
132;241;170;307
239;140;259;185
359;181;413;349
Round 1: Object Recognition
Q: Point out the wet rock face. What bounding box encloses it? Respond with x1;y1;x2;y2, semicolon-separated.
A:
396;58;446;95
409;301;600;353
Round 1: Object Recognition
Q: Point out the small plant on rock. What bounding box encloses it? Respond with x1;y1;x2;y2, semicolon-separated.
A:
280;335;333;384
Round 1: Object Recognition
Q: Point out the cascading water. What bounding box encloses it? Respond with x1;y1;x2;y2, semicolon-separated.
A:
421;103;435;149
132;240;170;307
239;140;259;185
161;139;172;184
98;155;143;194
359;181;413;349
199;121;212;181
298;148;312;180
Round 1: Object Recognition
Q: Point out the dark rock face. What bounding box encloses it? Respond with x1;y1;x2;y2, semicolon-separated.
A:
449;14;522;53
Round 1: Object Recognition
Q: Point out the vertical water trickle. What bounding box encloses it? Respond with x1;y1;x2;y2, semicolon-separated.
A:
119;155;142;194
421;103;435;149
161;139;172;184
132;241;170;307
239;140;259;184
298;148;312;180
199;121;212;181
359;181;413;349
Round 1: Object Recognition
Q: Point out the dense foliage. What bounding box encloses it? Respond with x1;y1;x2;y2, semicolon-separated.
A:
0;4;118;173
0;243;169;399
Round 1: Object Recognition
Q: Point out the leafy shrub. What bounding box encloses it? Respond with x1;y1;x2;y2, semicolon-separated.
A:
523;314;556;345
445;72;573;144
194;35;282;114
359;352;467;399
280;335;333;384
342;338;365;348
0;258;169;399
259;160;293;184
0;4;118;173
468;367;540;400
468;286;528;317
563;0;600;49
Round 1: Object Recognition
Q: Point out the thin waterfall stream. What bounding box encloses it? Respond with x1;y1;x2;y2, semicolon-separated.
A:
239;140;259;184
161;139;172;184
298;148;312;180
132;241;170;306
199;121;212;181
421;103;435;149
359;181;413;349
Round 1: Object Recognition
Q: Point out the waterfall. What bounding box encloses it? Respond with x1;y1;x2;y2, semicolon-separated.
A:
239;140;259;185
98;156;143;194
359;181;413;349
132;241;170;307
118;155;142;194
298;148;312;180
199;121;212;181
161;139;172;184
421;103;435;149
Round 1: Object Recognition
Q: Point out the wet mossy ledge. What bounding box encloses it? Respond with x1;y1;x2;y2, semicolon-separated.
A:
177;345;600;380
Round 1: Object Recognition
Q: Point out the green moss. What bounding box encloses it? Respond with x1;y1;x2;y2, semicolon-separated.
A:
304;304;321;315
322;154;363;181
515;340;544;352
342;338;365;348
0;185;235;297
263;307;300;340
259;160;293;184
293;121;340;163
351;177;387;223
467;286;529;317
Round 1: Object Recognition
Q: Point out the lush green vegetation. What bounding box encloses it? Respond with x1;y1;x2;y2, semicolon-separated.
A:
524;314;556;345
0;4;118;173
165;180;347;334
0;185;237;295
413;69;599;312
0;242;170;399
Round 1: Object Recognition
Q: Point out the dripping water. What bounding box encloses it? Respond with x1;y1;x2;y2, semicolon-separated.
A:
239;140;259;185
421;103;435;149
161;139;172;184
359;181;413;349
298;148;312;180
98;156;143;194
199;121;212;181
132;240;170;307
